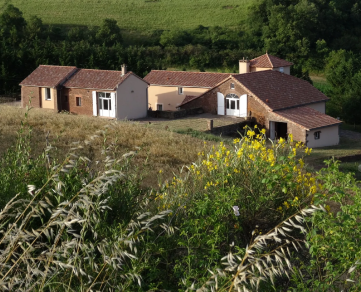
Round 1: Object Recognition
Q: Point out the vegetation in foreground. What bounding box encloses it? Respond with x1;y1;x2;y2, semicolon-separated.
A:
0;109;361;291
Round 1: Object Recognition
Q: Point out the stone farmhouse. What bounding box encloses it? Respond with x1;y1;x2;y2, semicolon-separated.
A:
20;65;149;120
144;53;341;148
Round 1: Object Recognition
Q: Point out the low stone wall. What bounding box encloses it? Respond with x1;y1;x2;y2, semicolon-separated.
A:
210;118;256;136
147;107;203;119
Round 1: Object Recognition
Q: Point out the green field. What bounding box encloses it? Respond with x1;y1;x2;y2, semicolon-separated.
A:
0;0;252;30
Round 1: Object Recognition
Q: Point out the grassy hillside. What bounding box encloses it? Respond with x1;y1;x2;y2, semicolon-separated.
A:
0;0;252;30
0;105;211;187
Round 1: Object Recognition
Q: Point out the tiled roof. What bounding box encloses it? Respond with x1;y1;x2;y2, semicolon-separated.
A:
250;53;293;68
275;106;342;130
20;65;77;88
180;95;199;106
63;70;140;90
232;70;329;110
143;70;232;88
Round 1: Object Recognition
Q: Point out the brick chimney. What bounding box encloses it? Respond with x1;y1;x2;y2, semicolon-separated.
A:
239;57;250;74
121;64;127;76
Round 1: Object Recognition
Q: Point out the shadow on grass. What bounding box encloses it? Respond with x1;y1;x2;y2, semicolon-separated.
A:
174;128;233;143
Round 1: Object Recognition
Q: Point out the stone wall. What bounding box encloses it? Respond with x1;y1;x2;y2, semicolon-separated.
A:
21;86;41;108
180;79;249;115
62;88;94;116
147;107;203;119
210;118;256;135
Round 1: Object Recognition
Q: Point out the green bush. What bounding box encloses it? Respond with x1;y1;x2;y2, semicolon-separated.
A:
1;113;361;291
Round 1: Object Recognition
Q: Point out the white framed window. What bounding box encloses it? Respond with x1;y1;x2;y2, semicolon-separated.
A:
230;83;235;89
178;87;183;95
279;67;284;73
314;131;321;140
76;97;81;106
45;88;51;100
156;104;163;111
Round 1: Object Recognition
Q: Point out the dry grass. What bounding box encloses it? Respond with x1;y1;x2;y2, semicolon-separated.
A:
139;114;244;132
0;105;211;187
304;138;361;170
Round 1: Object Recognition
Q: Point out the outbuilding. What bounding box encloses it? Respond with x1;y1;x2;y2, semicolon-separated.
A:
20;65;149;120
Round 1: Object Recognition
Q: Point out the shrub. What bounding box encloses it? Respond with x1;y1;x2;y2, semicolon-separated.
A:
150;127;320;289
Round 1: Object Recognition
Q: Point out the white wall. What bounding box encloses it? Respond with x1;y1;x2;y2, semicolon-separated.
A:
306;102;326;114
116;75;148;120
307;125;339;148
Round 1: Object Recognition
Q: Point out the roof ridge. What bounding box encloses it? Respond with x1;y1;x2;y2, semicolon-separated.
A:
39;65;77;68
149;70;233;74
76;68;124;73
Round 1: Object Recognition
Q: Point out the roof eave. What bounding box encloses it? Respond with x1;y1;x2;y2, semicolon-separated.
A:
148;84;212;88
64;86;117;91
306;122;343;131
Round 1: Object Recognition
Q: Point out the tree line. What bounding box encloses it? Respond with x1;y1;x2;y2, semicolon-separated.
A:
1;1;361;123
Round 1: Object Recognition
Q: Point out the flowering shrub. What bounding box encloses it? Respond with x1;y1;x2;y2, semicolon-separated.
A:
2;112;361;291
151;127;321;288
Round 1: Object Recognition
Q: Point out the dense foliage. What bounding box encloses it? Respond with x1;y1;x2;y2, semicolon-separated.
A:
2;1;361;118
1;111;361;291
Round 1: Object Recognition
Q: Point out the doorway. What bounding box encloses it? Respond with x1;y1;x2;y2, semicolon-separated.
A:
99;92;112;117
226;94;239;116
269;121;288;140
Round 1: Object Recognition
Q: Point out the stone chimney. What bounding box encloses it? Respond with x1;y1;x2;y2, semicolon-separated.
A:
239;57;250;74
121;64;127;76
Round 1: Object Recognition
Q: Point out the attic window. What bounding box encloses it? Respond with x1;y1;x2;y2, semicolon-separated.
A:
178;87;184;95
314;131;321;140
45;88;51;100
230;83;235;89
279;67;284;73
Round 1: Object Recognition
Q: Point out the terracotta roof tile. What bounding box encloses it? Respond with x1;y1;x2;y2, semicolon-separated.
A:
20;65;77;88
250;53;293;68
144;70;232;88
232;70;329;110
275;106;342;130
180;95;199;106
63;70;137;90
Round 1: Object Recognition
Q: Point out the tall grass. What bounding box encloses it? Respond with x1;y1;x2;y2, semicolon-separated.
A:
0;108;174;291
1;108;361;291
0;105;208;188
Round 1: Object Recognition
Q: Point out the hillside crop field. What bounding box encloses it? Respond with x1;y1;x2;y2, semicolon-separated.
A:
0;0;252;30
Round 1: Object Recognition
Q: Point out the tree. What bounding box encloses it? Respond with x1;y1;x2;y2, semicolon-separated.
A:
96;18;123;46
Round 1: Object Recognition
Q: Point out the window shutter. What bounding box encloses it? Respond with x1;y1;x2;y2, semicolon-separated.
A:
217;92;225;115
92;91;97;116
110;92;116;118
239;94;247;117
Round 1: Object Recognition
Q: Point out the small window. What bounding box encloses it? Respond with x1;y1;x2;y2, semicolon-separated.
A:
178;87;183;95
314;131;321;140
230;83;235;89
279;67;284;73
45;88;51;100
76;97;81;106
157;104;163;111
